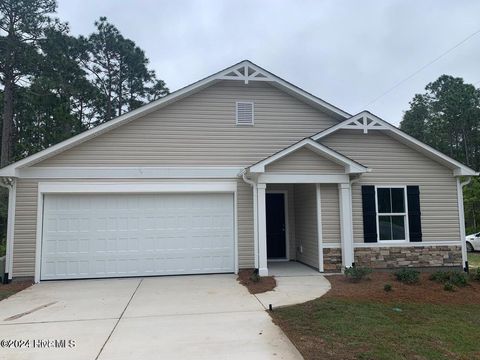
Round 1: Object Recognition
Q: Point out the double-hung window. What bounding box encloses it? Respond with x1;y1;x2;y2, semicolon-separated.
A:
376;187;408;242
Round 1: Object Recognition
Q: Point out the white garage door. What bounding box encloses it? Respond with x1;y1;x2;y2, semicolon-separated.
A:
41;193;235;280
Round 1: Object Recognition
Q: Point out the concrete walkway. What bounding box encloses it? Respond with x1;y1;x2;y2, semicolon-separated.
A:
255;262;331;309
0;275;303;360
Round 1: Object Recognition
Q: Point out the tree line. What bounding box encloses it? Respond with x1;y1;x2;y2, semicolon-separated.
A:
0;0;168;247
400;75;480;233
0;0;169;167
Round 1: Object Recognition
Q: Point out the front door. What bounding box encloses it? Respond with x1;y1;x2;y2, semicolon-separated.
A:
266;193;287;259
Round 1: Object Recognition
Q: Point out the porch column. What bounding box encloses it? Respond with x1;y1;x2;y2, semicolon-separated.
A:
257;183;268;276
338;183;354;268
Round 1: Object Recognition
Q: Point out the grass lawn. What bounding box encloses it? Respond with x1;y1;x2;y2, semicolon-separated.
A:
468;252;480;268
272;272;480;360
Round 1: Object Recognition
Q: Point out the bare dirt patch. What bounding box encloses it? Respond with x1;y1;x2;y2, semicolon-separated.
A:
237;269;276;294
0;280;33;301
325;271;480;305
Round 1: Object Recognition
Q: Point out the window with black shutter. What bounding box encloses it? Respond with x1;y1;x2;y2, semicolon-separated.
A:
407;186;422;242
362;185;422;243
362;185;377;243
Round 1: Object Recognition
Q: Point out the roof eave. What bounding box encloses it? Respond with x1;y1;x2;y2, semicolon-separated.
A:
0;60;350;173
248;138;368;175
313;110;479;178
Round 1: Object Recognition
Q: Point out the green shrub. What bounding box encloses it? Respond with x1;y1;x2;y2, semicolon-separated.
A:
384;283;392;292
429;271;450;283
394;268;420;284
344;266;372;282
470;268;480;282
430;270;468;287
249;272;260;283
444;282;455;292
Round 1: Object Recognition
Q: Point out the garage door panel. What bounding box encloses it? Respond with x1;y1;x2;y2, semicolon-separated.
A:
41;193;234;280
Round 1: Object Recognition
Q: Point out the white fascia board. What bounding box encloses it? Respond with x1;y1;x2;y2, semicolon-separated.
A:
249;138;367;174
312;111;479;177
353;241;462;248
17;166;243;179
324;241;463;248
37;181;237;194
257;173;349;184
0;60;350;176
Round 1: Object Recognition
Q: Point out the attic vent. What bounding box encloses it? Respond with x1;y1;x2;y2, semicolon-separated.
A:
236;102;254;125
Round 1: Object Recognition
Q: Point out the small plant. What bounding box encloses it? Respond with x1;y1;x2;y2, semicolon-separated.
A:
384;283;392;292
444;282;455;292
394;268;420;284
470;268;480;282
430;270;468;287
249;271;260;283
344;266;372;282
449;272;468;287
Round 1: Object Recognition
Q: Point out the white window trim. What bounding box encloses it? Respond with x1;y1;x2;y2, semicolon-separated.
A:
375;185;410;243
235;101;254;126
34;181;238;283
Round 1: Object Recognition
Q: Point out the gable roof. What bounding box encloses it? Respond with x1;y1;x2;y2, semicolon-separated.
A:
0;60;350;177
312;111;479;176
248;138;368;174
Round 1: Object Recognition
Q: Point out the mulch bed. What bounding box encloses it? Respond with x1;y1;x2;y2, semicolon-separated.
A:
0;280;33;301
271;271;480;360
237;269;276;294
324;271;480;305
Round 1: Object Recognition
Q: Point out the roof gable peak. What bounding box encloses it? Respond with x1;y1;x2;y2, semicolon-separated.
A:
312;111;478;176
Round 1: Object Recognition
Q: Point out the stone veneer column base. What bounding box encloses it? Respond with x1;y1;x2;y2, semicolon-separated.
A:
354;245;462;269
323;248;342;273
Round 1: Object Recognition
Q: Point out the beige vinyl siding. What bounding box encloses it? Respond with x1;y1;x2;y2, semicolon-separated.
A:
13;80;340;277
265;147;345;174
12;178;255;277
321;130;460;243
320;184;341;245
267;184;296;259
294;184;318;268
13;180;38;277
237;179;254;268
36;81;338;168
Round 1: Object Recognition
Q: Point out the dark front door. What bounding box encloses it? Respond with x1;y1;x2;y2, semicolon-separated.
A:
266;193;287;259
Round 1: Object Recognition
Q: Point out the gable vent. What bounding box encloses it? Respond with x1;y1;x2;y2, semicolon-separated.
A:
236;101;254;125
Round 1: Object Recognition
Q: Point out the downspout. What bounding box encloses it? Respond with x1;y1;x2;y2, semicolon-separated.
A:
0;177;16;283
240;169;258;269
458;177;472;272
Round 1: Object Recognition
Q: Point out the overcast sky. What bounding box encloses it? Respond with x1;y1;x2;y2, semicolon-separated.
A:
57;0;480;125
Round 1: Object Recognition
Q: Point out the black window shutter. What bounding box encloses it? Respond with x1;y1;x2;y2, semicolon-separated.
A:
407;186;422;242
362;185;377;243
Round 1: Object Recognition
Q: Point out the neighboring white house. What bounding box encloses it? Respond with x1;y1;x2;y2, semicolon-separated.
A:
0;60;477;282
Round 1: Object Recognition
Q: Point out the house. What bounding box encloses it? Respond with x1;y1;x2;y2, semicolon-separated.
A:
0;60;477;282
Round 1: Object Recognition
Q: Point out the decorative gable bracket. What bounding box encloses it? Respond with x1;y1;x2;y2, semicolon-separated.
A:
341;113;389;134
217;63;273;84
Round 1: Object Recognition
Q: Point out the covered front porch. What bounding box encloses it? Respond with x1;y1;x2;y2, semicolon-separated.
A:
243;138;368;276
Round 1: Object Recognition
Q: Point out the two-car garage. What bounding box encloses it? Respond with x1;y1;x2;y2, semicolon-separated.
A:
39;184;236;280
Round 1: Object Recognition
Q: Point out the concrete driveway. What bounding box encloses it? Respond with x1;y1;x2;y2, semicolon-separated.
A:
0;275;303;360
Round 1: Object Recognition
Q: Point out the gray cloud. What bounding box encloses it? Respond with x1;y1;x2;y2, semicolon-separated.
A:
57;0;480;125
